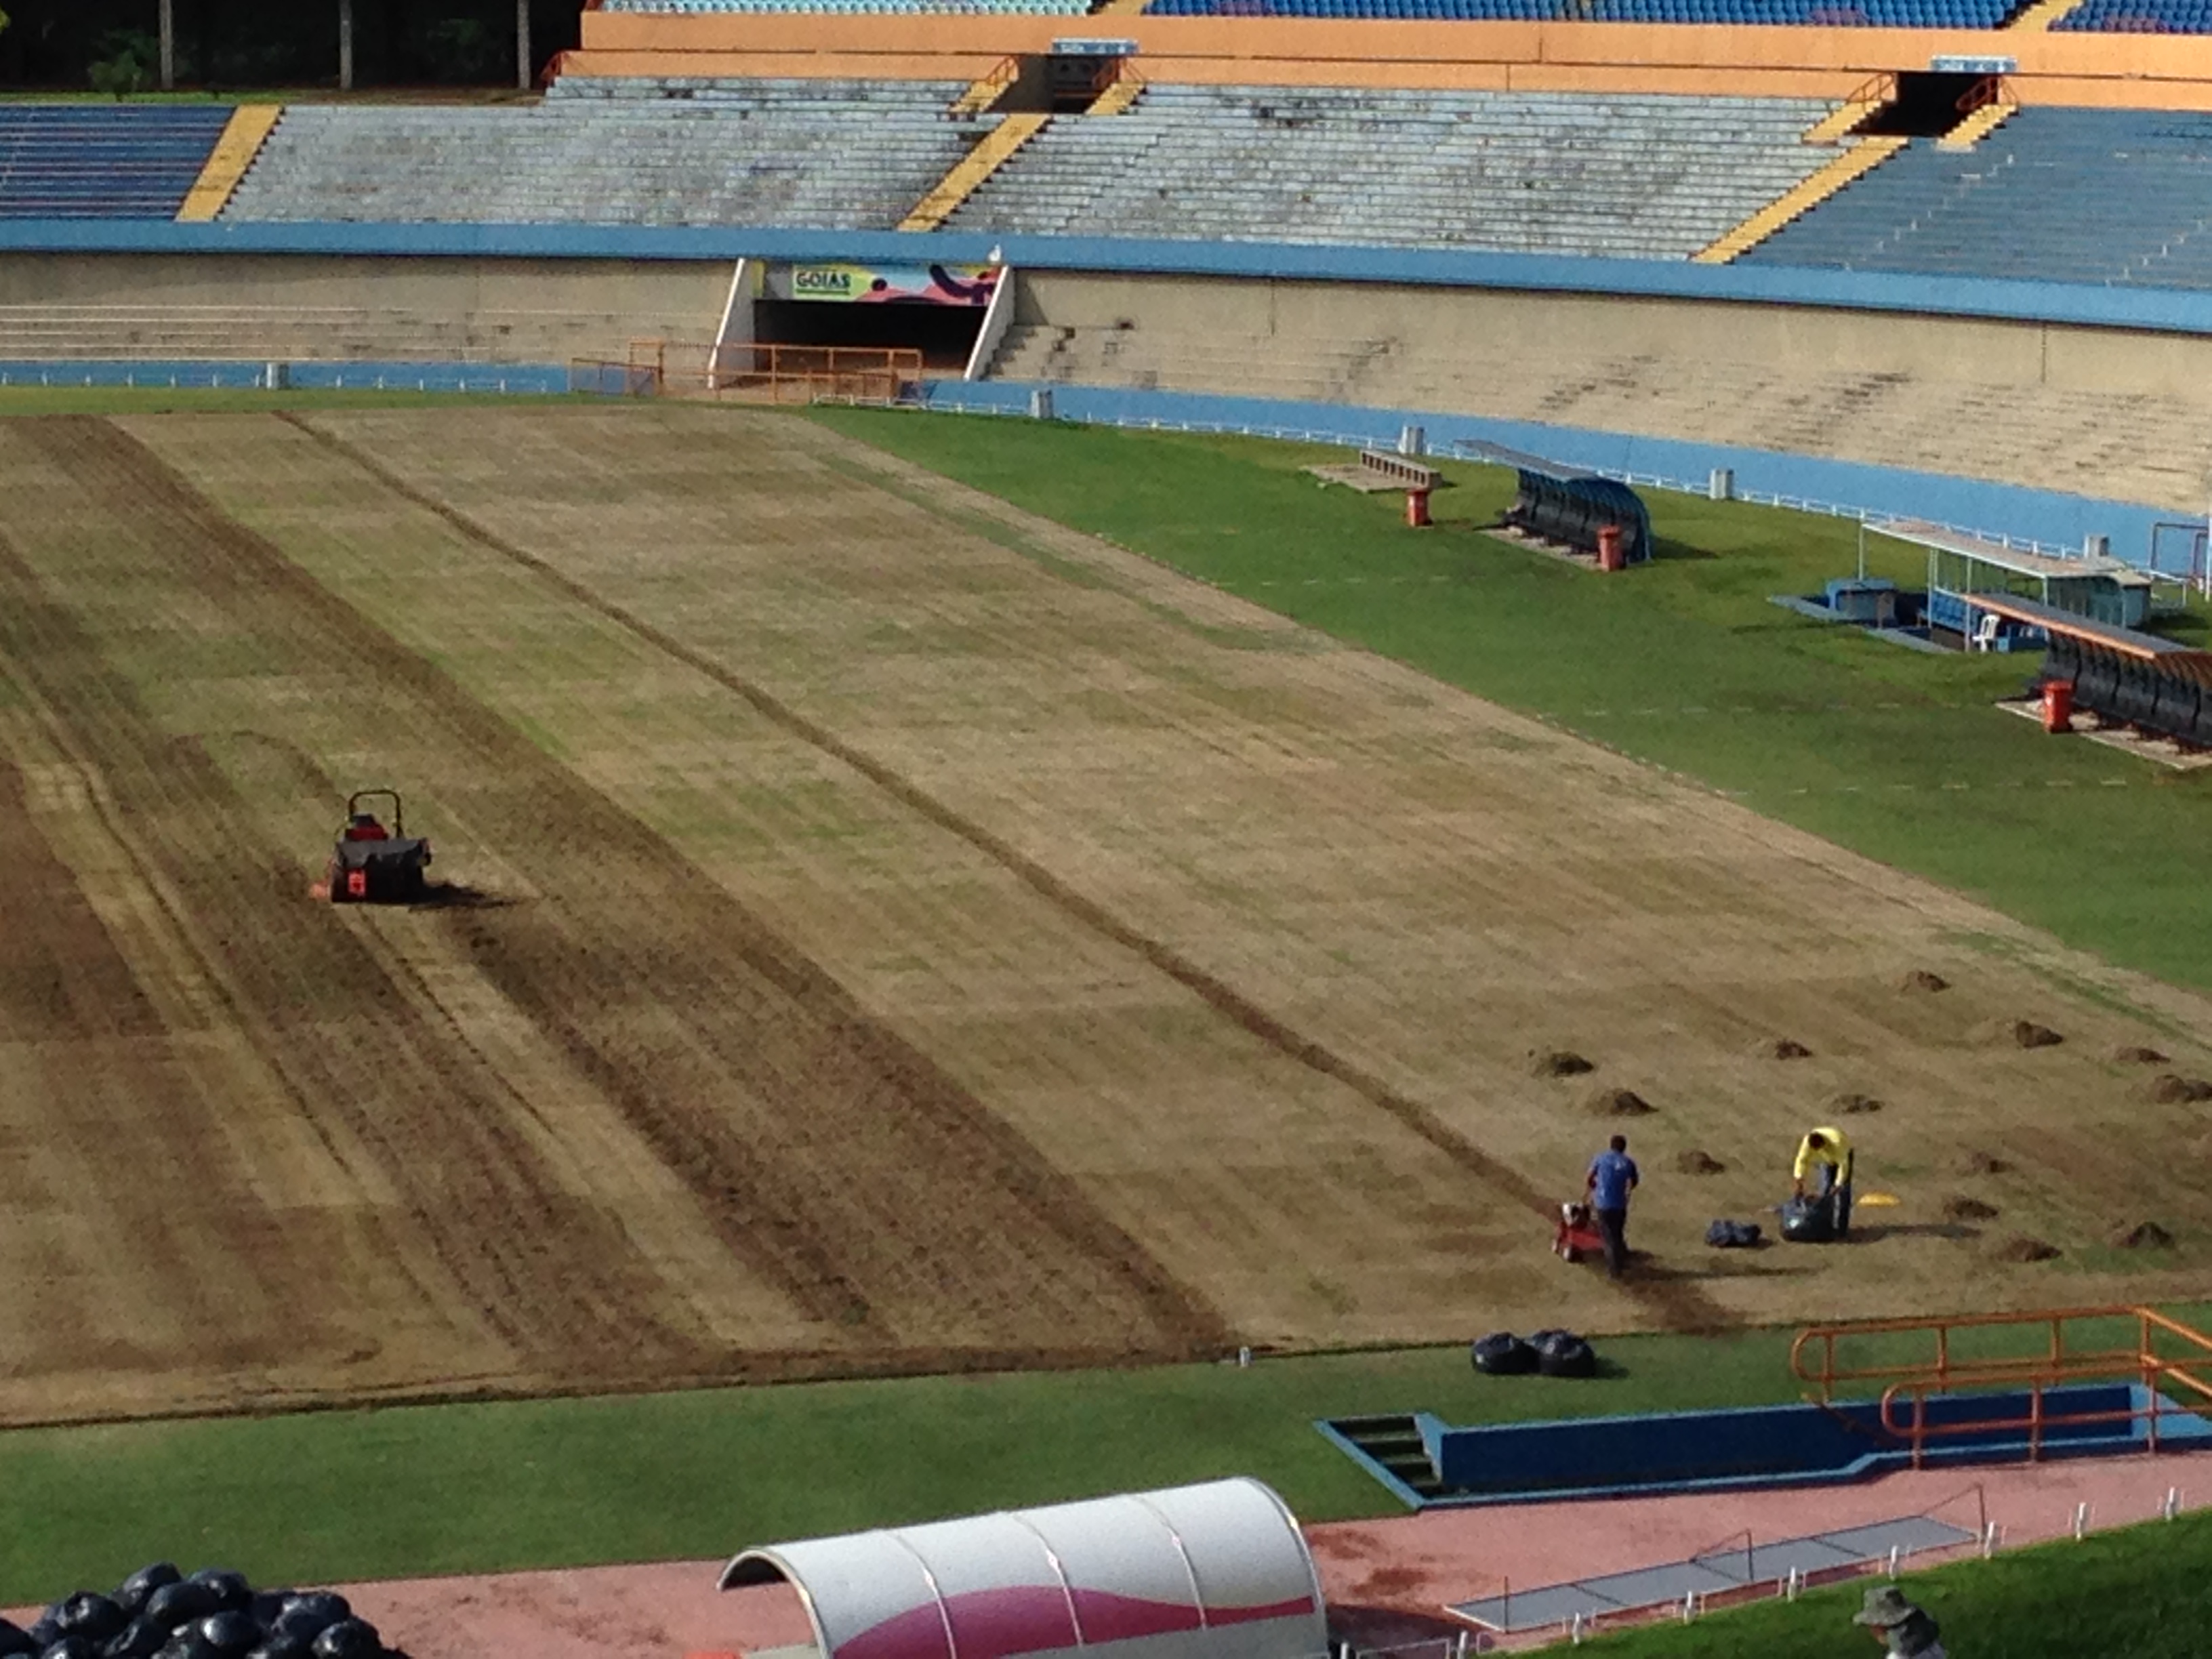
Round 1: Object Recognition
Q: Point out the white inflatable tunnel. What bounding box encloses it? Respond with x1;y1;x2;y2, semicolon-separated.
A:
721;1479;1328;1659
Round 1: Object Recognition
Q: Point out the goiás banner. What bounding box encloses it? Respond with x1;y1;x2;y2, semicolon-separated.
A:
778;263;1001;306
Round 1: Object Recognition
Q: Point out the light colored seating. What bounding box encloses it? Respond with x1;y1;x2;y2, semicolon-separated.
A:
1746;109;2212;291
947;85;1839;260
225;81;983;228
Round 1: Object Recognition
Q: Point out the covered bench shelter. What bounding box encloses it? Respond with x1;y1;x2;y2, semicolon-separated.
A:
720;1479;1328;1659
1868;519;2154;647
1986;592;2212;747
1458;441;1652;565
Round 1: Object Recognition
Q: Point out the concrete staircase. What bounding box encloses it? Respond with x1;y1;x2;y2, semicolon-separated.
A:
946;86;1837;259
984;320;2211;513
1694;136;1908;263
0;304;673;364
226;81;981;228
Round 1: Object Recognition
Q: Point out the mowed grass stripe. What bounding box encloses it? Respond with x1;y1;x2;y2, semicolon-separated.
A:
808;411;2212;996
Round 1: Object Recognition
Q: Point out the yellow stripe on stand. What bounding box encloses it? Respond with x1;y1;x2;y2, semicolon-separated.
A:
1693;136;1907;264
900;113;1050;232
2008;0;2090;30
1938;100;2018;151
177;104;282;222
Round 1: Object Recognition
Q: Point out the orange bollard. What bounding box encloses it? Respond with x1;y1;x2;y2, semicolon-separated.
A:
1404;488;1431;528
2041;679;2074;733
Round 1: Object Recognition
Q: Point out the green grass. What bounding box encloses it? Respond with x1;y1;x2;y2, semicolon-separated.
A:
9;1306;2210;1605
809;410;2212;993
0;1328;1799;1603
1584;1509;2212;1658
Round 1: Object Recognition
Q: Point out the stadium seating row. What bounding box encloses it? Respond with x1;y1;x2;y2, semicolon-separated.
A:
944;85;1835;260
1746;108;2212;291
0;105;233;220
2054;0;2212;26
226;83;981;228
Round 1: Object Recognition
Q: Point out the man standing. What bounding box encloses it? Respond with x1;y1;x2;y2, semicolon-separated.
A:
1584;1133;1639;1279
1794;1126;1855;1238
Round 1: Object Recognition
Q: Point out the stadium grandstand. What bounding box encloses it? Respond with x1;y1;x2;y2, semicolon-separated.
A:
1;0;2210;543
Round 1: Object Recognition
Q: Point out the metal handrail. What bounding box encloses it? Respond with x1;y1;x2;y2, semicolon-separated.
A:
1792;1307;2212;1474
1790;1305;2212;1401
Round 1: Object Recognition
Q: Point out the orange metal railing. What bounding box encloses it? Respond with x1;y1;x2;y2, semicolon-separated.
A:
1790;1305;2212;1470
571;341;925;405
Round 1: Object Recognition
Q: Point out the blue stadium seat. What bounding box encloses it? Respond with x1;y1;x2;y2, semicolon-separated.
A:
0;105;233;219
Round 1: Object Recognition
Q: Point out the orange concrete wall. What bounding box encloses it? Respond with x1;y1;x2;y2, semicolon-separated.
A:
569;12;2212;106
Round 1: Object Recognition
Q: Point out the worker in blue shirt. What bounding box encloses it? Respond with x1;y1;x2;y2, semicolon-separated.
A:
1584;1134;1640;1280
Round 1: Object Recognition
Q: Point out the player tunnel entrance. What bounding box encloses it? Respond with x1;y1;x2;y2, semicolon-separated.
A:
751;260;1003;374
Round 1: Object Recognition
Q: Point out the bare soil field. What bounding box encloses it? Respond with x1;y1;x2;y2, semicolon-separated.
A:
3;403;2211;1427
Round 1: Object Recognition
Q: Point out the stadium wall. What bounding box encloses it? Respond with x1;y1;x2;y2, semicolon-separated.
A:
0;254;730;361
563;14;2212;109
1011;270;2212;408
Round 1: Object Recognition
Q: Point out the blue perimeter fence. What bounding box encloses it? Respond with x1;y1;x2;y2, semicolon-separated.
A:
0;359;569;394
13;354;2194;580
917;380;2196;577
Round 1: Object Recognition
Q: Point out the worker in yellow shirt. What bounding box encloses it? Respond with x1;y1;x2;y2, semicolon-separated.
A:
1794;1126;1854;1238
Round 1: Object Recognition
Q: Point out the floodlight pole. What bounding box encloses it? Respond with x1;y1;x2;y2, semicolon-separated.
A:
338;0;354;91
517;0;532;91
1857;519;1867;583
159;0;175;89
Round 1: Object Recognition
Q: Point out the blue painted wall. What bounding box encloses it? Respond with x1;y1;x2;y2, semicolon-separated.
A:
918;380;2186;569
10;217;2212;340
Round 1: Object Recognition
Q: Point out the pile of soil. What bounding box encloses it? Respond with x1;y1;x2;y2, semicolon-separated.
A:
1902;970;1950;994
1675;1149;1727;1175
2114;1045;2171;1065
2110;1221;2175;1250
1759;1038;1814;1061
1832;1092;1884;1115
1992;1235;2062;1263
1959;1149;2011;1176
2143;1073;2212;1105
1985;1019;2064;1050
1531;1049;1594;1079
1942;1195;1999;1222
1588;1087;1655;1118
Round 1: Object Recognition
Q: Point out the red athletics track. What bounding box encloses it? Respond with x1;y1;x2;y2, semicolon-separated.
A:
10;1452;2210;1658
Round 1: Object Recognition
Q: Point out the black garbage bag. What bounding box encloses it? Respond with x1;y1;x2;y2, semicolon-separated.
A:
195;1616;258;1659
0;1620;34;1659
153;1631;218;1659
114;1572;180;1622
1779;1196;1836;1244
1705;1218;1763;1248
306;1623;378;1659
102;1618;168;1659
270;1598;347;1647
27;1622;61;1653
39;1639;102;1659
244;1597;287;1637
242;1642;311;1659
1471;1330;1536;1375
58;1598;127;1646
183;1581;247;1620
1532;1329;1599;1378
144;1588;217;1637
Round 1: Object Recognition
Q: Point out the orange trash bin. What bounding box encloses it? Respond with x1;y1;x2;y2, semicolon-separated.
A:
1405;488;1431;528
2041;679;2074;733
1597;524;1626;571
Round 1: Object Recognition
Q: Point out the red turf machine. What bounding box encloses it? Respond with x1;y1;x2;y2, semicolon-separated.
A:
325;787;432;903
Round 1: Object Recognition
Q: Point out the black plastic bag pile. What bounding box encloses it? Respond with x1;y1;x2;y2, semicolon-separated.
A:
0;1565;407;1659
1471;1328;1597;1377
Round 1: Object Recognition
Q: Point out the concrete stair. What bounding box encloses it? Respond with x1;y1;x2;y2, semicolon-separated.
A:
1694;137;1908;263
985;320;2211;514
0;304;668;364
